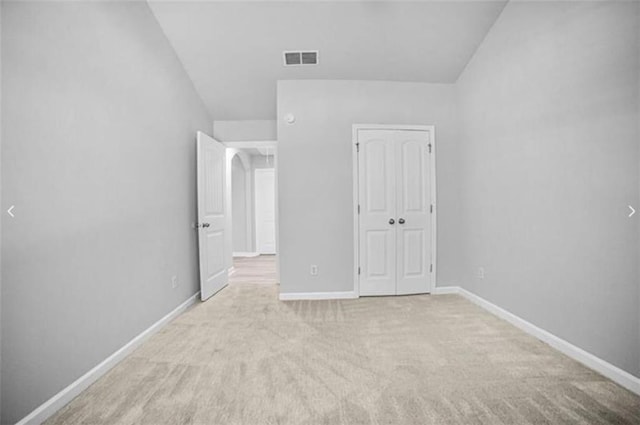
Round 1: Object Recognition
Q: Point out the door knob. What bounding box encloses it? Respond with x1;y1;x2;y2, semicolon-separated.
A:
398;218;405;224
389;218;395;225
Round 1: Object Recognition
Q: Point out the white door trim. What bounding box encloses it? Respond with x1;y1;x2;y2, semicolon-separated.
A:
352;124;437;296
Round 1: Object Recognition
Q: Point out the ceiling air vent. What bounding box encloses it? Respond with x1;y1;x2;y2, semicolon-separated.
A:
283;50;319;66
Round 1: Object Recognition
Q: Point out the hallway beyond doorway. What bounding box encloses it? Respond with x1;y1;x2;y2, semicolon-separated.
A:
231;255;277;285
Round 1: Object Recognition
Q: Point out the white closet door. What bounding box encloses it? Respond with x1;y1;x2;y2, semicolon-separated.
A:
358;130;397;296
395;131;432;295
357;128;432;296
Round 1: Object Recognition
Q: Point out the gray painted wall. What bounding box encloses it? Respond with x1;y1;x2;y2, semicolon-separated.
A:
456;1;640;377
213;120;277;142
1;1;211;423
277;80;460;294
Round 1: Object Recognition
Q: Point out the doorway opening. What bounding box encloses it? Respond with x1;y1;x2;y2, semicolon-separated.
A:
227;142;278;285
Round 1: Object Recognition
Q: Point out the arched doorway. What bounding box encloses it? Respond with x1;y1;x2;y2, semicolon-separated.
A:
225;144;278;285
230;152;253;255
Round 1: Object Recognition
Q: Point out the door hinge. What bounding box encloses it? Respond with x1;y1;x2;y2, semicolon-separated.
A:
428;143;432;154
358;267;361;275
355;142;360;152
430;204;433;214
430;264;433;273
358;204;360;214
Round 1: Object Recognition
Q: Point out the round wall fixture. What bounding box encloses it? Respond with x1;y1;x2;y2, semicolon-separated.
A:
284;113;296;124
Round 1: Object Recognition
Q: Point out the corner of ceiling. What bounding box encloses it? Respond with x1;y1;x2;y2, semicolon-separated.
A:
453;0;510;86
145;0;214;123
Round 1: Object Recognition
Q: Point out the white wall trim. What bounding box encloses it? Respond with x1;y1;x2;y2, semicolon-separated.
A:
16;285;640;424
279;291;358;301
351;133;360;296
16;292;201;425
432;286;459;295
428;127;437;293
433;286;640;396
274;147;281;283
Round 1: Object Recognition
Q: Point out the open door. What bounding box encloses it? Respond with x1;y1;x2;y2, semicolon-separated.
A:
197;131;228;301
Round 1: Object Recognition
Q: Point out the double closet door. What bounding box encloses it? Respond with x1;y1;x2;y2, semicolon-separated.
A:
356;127;434;296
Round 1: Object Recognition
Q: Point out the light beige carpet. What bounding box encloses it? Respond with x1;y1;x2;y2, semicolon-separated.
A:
46;260;640;424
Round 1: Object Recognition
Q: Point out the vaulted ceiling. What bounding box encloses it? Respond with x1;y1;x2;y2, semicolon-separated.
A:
149;1;507;120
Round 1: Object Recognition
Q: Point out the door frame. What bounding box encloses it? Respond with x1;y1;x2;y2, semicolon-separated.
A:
224;140;280;281
352;124;437;296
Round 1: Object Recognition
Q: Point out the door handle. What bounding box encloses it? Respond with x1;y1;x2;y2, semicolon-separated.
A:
389;218;395;225
202;223;210;228
398;218;405;224
195;223;211;228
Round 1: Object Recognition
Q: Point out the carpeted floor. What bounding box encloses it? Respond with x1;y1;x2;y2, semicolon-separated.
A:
46;257;640;424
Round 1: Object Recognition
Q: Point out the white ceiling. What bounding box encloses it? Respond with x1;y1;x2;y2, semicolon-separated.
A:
149;1;507;120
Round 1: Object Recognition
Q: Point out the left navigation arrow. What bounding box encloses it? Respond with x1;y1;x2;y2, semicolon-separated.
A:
7;205;15;218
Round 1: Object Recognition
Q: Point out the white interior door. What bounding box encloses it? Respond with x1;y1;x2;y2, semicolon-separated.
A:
395;131;432;295
255;168;276;254
358;130;397;296
357;127;433;296
197;131;228;301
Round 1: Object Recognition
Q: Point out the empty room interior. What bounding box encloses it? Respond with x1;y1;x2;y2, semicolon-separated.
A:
1;0;640;424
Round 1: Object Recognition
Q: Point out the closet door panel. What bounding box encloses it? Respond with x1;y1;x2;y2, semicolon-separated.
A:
358;130;396;296
395;131;432;295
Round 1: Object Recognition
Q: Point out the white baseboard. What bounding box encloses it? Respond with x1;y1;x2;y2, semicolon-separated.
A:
228;266;236;276
18;285;640;425
16;292;200;425
233;252;259;258
279;291;358;301
432;286;459;295
434;286;640;396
